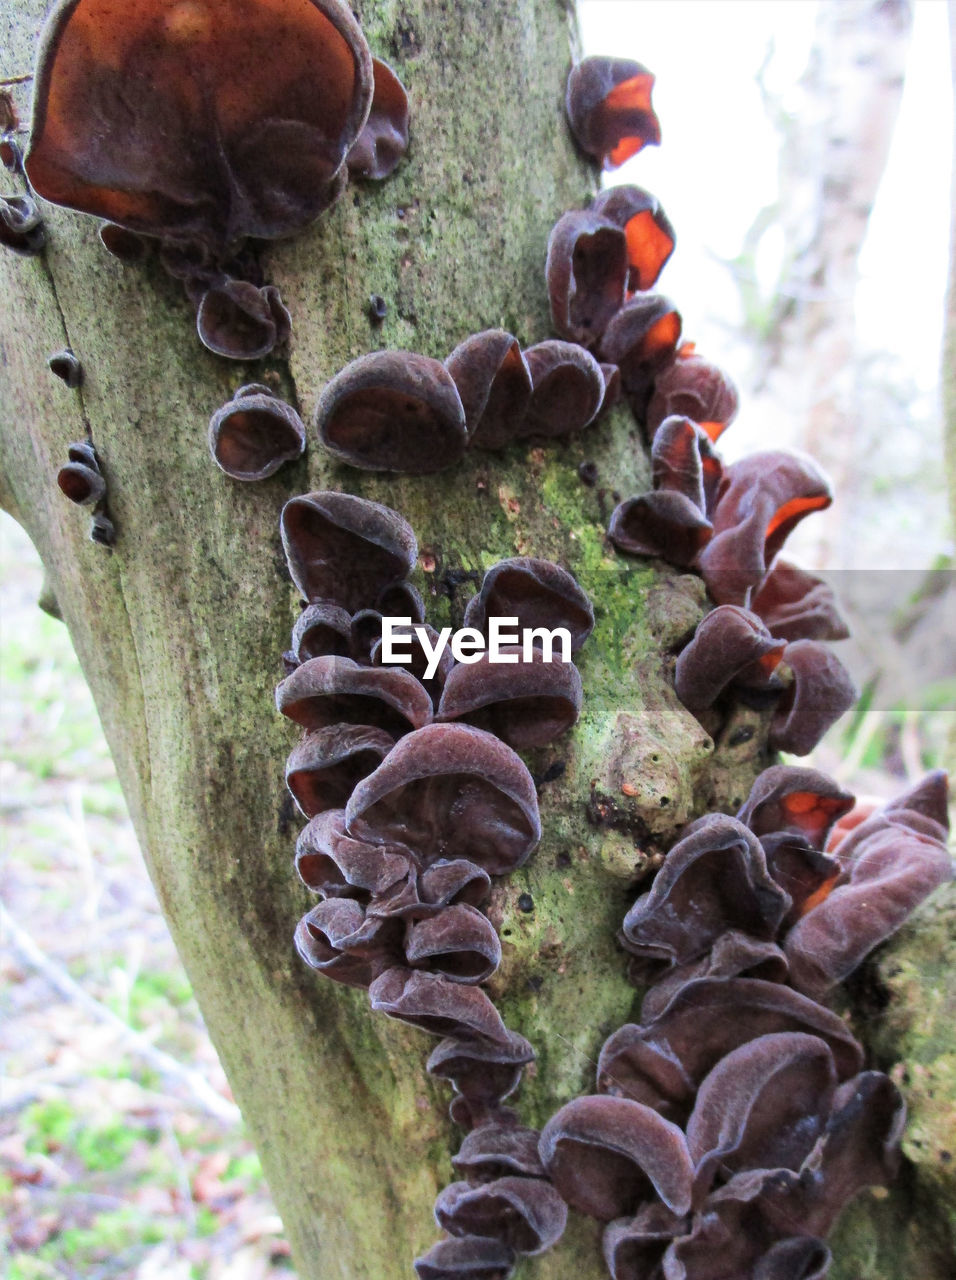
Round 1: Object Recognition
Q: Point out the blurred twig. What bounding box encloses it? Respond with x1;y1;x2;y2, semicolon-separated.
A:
1;903;241;1126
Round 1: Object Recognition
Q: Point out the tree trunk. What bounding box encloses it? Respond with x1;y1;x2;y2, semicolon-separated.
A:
1;3;951;1278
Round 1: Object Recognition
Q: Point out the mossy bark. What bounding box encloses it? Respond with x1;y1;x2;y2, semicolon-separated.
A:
1;2;951;1277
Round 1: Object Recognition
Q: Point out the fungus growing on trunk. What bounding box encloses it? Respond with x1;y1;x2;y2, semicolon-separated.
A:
644;344;739;442
284;724;394;817
433;1177;568;1255
347;58;410;180
47;348;82;387
196;281;292;361
522;341;606;438
0;194;44;255
276;653;433;736
463;558;594;652
591;185;675;293
565;57;661;169
444;330;533;450
436;649;583;749
208;384;305;481
673;606;786;713
545;210;629;347
315;350;468;472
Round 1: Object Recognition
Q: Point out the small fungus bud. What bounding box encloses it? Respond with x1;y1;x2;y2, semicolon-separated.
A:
208;388;306;481
347;58;410;181
1;194;45;256
47;348;83;388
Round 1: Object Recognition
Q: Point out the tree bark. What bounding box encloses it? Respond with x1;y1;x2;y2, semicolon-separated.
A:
1;3;951;1278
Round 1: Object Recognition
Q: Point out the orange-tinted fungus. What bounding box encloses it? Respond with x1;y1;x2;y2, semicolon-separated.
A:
605;73;656;115
643;311;681;358
625;210;675;292
798;873;841;918
700;421;724;442
608;135;647;168
766;495;830;542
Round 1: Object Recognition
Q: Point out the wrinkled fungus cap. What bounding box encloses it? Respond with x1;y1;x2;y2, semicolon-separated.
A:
591;184;675;293
545;210;628;348
196;280;292;360
284;723;394;817
276;653;433;736
521;341;606;438
280;491;417;609
444;330;533;451
463;558;594;653
26;0;374;251
347;57;409;180
566;57;661;169
434;1178;568;1255
316;350;468;472
437;649;583;750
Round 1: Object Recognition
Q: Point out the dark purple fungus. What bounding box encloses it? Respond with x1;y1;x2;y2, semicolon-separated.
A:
377;579;426;624
565;57;661;170
767;641;857;756
0;194;45;255
591;184;675;293
602;1203;689;1280
89;513;115;546
315;350;468;472
883;768;950;827
284;724;394;817
291;602;353;663
750;560;850;643
345;723;541;874
546;210;628;347
521;341;606;438
369;966;511;1043
444;330;533;451
538;1095;694;1220
737;766;855;851
673;606;786;713
598;363;623;416
784;791;953;999
436;649;583;749
754;1238;832;1280
645;345;739;443
57;460;106;507
619;815;790;974
276;654;433;736
434;1178;567;1254
405;904;502;984
696;452;832;606
638;932;789;1022
347;58;409;180
452;1125;546;1182
294;898;399;988
686;1032;837;1191
597;296;682;410
427;1031;536;1110
99;222;146;260
280;491;417;610
26;0;374;253
294;808;412;900
413;1235;516;1280
608;491;713;567
208;386;305;480
48;348;82;388
196;280;292;360
650;415;723;513
371;623;454;706
350;609;387;665
419;861;492;911
463;558;594;653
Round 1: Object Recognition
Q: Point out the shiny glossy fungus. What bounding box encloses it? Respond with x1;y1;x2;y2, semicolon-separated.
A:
316;350;468;472
345;723;541;875
444;330;533;450
347;57;409;180
565;57;661;169
208;387;305;480
280;491;417;609
591;184;675;293
57;460;106;506
26;0;374;252
545;210;628;347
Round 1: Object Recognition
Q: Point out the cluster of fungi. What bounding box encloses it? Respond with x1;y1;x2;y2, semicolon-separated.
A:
6;3;953;1278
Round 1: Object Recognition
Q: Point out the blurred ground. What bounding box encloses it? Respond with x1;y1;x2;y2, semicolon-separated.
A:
1;513;293;1280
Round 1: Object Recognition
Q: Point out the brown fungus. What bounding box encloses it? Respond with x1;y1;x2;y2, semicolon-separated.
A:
369;966;511;1043
294;808;413;900
737;766;856;851
433;1178;567;1255
521;341;606;438
0;194;45;255
452;1124;546;1183
290;601;353;663
413;1236;516;1280
371;623;454;706
645;344;739;443
196;280;292;361
602;1203;690;1280
565;57;661;170
539;1094;694;1221
345;723;541;875
463;558;594;653
347;57;410;181
57;459;106;507
98;221;146;260
591;184;675;293
294;897;400;988
673;605;786;714
597;295;682;412
280;491;417;610
436;648;583;750
608;491;713;567
619;815;790;975
208;386;305;480
750;560;850;644
650;415;723;514
545;210;629;347
638;932;789;1023
26;0;374;253
444;330;533;451
404;904;502;985
766;641;857;756
276;653;433;736
316;350;468;472
284;724;394;818
696;452;833;606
